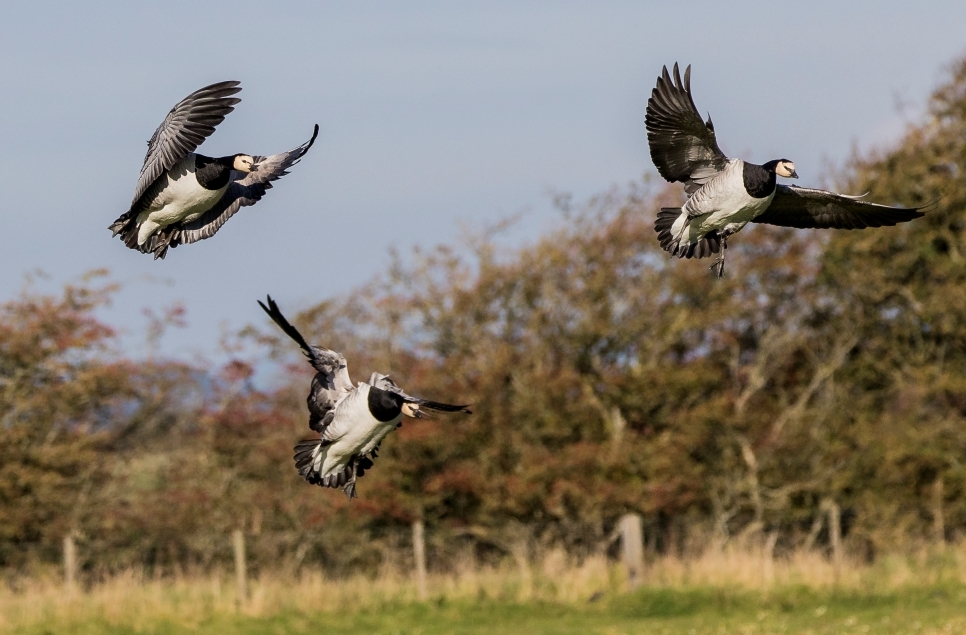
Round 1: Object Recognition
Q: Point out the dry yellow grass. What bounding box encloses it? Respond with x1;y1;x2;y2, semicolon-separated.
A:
3;544;966;632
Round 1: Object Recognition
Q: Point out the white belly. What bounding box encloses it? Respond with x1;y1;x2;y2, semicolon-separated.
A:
679;160;775;241
689;194;773;237
137;155;228;228
317;387;400;476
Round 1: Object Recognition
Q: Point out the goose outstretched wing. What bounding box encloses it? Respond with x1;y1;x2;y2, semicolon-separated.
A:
148;125;318;257
259;295;353;433
645;63;728;193
258;294;352;388
133;81;241;208
367;372;472;415
752;185;926;229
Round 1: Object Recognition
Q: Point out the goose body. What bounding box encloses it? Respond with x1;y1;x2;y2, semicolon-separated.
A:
299;383;406;483
645;63;926;277
259;296;471;499
671;158;776;244
110;81;318;259
133;154;235;243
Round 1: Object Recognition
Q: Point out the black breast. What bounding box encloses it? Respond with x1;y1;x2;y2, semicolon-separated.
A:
367;386;403;422
742;162;777;199
194;155;233;191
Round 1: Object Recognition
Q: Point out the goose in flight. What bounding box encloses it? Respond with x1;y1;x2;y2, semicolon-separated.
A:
110;81;318;259
259;296;472;499
645;63;926;278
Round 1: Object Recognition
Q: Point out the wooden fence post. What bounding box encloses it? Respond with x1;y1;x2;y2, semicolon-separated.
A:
933;476;945;544
607;406;627;458
803;513;824;552
511;537;532;601
620;514;645;590
64;534;77;593
762;531;779;586
232;529;247;608
412;520;428;601
824;499;843;582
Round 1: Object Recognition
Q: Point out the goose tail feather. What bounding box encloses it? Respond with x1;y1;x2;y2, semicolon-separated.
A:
654;207;721;260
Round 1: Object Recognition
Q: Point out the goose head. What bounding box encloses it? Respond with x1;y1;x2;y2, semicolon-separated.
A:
771;159;798;179
232;154;257;173
401;403;423;419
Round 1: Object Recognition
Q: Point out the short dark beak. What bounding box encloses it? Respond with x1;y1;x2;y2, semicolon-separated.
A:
250;163;260;172
790;170;799;179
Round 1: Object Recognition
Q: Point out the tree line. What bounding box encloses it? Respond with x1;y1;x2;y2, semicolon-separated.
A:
3;56;966;580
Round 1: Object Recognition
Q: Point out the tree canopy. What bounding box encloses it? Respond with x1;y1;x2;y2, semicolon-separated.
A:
4;55;966;577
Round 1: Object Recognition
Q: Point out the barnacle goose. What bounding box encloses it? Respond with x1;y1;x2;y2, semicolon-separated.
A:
109;81;318;259
645;63;926;278
259;296;472;499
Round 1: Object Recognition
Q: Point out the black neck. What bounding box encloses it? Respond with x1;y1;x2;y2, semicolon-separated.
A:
742;161;778;199
194;155;235;190
367;386;403;422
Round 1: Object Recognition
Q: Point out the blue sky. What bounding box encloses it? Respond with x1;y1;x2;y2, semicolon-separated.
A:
1;2;964;362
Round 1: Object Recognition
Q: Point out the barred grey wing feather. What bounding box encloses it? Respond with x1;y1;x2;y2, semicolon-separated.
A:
133;81;241;208
257;294;351;384
645;63;728;191
685;165;723;194
367;372;471;414
308;398;337;435
752;185;926;229
166;124;319;248
682;165;734;218
308;373;353;435
367;372;397;391
169;179;257;244
258;295;353;434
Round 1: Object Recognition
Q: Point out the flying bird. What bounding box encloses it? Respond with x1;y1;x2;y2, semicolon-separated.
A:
259;296;472;499
110;81;318;259
645;63;926;278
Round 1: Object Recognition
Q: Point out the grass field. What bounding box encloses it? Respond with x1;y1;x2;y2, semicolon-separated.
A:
7;585;966;635
5;547;966;634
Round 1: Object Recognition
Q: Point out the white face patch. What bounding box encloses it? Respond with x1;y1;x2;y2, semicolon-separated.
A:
776;161;797;178
233;155;255;172
401;403;420;418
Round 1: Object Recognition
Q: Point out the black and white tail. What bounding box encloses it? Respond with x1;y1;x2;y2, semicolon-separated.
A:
293;439;376;499
108;213;171;259
654;207;721;260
